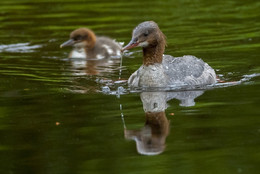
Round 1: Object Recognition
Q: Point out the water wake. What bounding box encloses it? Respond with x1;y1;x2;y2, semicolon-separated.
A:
101;73;260;95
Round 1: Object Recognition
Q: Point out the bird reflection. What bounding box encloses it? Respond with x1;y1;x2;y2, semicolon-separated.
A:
123;90;204;155
70;58;121;75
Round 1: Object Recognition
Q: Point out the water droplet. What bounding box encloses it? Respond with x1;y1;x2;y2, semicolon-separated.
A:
102;86;110;93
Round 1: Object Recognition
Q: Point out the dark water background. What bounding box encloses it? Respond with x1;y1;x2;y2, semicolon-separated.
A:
0;0;260;174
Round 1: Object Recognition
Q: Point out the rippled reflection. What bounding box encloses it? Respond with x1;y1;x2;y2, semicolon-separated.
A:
69;57;121;76
123;90;204;155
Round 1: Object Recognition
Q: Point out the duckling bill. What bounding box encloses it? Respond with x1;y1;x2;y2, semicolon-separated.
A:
61;28;122;59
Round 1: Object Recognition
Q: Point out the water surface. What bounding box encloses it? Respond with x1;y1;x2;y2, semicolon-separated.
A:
0;0;260;174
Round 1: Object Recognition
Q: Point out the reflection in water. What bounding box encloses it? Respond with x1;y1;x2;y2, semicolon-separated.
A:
124;90;205;155
124;109;169;156
70;57;121;76
64;57;125;93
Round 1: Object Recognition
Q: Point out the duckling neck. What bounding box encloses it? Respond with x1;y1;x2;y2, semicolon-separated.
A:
85;32;97;51
143;43;164;66
84;38;96;58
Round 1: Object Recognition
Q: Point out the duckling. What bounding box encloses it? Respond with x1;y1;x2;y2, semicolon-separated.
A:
122;21;217;87
61;28;122;59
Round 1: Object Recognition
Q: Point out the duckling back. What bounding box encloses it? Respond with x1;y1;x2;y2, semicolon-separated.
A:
163;55;217;86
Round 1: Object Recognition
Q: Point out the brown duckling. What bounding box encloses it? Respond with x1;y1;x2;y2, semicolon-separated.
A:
61;28;122;59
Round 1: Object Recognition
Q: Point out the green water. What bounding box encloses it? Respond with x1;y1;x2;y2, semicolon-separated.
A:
0;0;260;174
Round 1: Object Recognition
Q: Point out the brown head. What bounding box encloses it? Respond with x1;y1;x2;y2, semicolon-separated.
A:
122;21;166;66
60;28;96;49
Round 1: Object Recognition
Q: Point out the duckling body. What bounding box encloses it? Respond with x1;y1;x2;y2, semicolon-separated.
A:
61;28;121;59
123;21;217;87
129;55;216;87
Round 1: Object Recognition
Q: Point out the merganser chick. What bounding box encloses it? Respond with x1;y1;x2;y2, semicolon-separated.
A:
60;28;122;59
122;21;217;87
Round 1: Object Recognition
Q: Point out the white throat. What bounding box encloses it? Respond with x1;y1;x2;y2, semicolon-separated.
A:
70;47;86;58
138;41;149;47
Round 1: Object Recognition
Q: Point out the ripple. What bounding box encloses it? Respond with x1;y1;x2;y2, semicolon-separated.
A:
0;43;42;53
98;73;260;96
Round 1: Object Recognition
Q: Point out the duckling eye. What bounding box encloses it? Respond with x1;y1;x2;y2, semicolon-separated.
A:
74;35;83;41
143;32;149;37
73;36;79;41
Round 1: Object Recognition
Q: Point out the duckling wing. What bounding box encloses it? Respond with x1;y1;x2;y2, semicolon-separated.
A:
163;55;216;85
96;37;122;58
128;69;140;87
